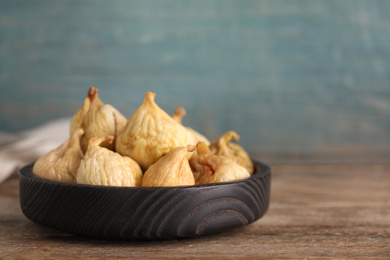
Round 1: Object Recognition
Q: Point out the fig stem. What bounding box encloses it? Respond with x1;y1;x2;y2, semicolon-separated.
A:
144;91;156;103
88;86;99;101
218;131;239;148
172;107;186;123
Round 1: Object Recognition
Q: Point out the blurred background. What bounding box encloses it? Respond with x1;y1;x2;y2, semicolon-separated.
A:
1;0;389;163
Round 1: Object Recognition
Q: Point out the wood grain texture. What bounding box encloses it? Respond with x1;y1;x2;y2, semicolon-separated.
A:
1;163;389;258
1;0;390;158
19;162;270;239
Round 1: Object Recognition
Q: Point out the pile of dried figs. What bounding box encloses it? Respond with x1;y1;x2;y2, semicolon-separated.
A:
33;87;256;187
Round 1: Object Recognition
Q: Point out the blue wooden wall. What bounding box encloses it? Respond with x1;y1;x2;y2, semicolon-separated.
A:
1;0;390;159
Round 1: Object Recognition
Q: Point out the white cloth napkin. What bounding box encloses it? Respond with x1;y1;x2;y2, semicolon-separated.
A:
0;118;71;183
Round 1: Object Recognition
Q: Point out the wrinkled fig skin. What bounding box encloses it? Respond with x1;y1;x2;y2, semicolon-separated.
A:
70;87;127;153
141;145;196;187
76;136;143;187
209;131;255;175
172;106;210;145
33;128;84;183
116;92;197;171
190;142;250;185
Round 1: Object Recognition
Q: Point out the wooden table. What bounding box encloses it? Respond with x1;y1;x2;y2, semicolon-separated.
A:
1;163;389;259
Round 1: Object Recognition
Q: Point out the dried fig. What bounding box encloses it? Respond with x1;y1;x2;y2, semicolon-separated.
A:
209;131;255;174
32;128;84;183
70;86;127;153
141;145;195;187
190;142;250;185
116;91;197;171
76;136;142;187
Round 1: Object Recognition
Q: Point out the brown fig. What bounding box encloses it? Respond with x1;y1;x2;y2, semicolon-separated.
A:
209;131;255;175
141;145;196;187
116;91;197;171
32;128;84;183
189;142;250;185
70;87;127;153
76;136;142;187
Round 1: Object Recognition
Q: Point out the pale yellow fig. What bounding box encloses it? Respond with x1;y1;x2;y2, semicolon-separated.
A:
172;106;210;145
76;136;142;187
189;142;250;185
33;128;84;183
209;131;255;175
116;91;197;171
70;86;127;153
141;145;196;187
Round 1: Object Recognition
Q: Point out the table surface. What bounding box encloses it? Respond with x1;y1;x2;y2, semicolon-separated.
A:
1;163;389;259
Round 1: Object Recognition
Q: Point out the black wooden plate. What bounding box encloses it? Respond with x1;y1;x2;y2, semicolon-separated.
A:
19;161;271;240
